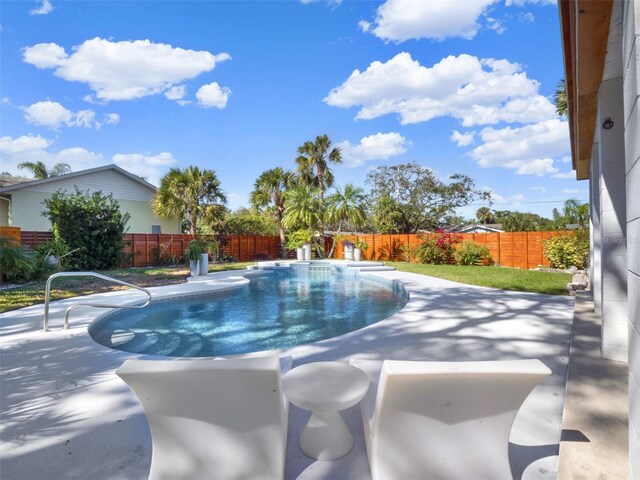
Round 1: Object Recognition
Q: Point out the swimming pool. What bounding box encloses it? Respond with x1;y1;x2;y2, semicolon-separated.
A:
89;266;408;357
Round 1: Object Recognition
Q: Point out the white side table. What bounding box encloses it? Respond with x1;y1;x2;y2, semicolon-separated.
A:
282;361;370;461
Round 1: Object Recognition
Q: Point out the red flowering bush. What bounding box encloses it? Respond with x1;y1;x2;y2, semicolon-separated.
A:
416;230;462;265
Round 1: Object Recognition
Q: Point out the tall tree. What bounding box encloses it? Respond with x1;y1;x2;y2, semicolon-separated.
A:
554;78;567;117
295;134;342;239
152;166;227;235
18;161;71;179
282;182;321;231
325;183;367;257
250;167;293;257
367;162;490;233
476;207;496;224
556;199;589;229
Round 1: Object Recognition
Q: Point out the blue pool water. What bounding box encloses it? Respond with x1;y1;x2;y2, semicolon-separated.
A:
89;266;408;357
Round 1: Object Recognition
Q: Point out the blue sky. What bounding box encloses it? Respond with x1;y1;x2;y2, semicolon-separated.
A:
0;0;584;218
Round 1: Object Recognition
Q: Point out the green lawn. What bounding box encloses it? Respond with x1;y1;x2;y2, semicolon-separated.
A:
0;262;254;314
386;262;571;296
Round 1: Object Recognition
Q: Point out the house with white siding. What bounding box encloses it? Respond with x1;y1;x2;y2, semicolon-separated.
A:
0;164;181;234
559;0;639;475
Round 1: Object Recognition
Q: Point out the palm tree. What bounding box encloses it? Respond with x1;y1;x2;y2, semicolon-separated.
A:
295;134;342;238
475;207;496;224
562;199;589;228
554;78;567;117
152;166;227;235
325;183;367;257
18;161;71;179
250;167;293;257
283;182;321;230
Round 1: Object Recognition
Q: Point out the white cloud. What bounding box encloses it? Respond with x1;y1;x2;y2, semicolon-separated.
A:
23;38;231;101
514;158;558;176
531;186;546;193
364;0;498;42
552;171;576;179
23;101;72;129
196;82;231;109
450;130;475;147
0;134;102;174
325;52;555;126
165;85;186;100
0;134;51;154
562;188;581;194
486;17;506;34
23;42;67;69
112;152;177;186
483;187;524;205
337;132;410;167
506;0;555;6
105;113;120;125
358;20;371;32
560;155;571;163
469;118;570;176
22;100;118;129
521;12;536;23
30;0;53;15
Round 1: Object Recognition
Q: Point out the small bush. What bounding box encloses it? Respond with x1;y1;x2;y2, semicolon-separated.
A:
398;243;418;263
416;231;461;265
454;241;492;266
34;238;71;270
542;230;589;269
0;237;34;283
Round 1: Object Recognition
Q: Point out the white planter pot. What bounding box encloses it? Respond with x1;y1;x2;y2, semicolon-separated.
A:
296;248;304;261
353;248;361;262
344;245;354;261
189;260;200;277
46;255;60;268
303;243;312;261
199;253;209;275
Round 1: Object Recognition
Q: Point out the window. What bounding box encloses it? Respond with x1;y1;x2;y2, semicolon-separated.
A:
152;225;161;234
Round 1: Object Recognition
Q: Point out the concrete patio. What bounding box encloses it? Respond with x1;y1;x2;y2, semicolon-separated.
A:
0;267;575;479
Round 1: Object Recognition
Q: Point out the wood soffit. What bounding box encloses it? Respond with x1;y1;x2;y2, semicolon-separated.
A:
559;0;613;180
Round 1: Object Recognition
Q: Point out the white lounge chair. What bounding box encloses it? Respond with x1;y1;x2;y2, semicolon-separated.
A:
116;354;290;480
349;358;552;480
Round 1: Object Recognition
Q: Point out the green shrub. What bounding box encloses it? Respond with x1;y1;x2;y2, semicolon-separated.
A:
0;237;34;283
34;238;72;270
416;230;461;265
398;243;418;263
285;229;313;251
454;241;492;266
542;230;589;269
42;188;130;270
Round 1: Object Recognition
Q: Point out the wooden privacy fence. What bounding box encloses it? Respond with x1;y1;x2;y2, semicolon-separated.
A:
16;230;569;269
18;232;281;267
331;231;569;270
0;226;22;244
122;234;281;267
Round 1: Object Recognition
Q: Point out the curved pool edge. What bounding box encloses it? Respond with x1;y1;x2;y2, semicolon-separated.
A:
88;263;409;357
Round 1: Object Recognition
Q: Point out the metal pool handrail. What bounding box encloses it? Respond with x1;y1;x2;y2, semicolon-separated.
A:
43;272;152;331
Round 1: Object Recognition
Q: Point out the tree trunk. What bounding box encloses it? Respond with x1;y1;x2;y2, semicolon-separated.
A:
327;222;342;259
277;208;286;258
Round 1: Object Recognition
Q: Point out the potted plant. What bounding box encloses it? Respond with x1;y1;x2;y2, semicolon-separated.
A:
354;241;369;262
343;240;355;261
185;240;203;277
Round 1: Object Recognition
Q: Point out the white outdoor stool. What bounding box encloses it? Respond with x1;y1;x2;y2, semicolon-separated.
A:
282;361;369;460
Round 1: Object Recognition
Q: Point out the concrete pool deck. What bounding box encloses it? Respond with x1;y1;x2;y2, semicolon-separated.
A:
0;265;575;479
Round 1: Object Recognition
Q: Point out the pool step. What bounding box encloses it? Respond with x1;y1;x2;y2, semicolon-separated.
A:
355;266;396;272
250;260;396;272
